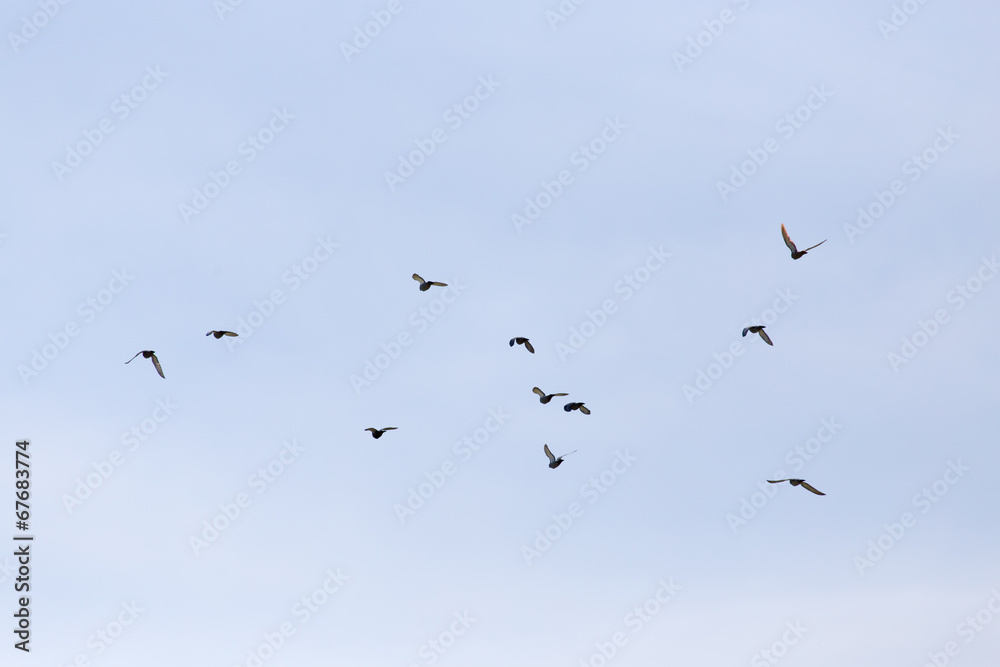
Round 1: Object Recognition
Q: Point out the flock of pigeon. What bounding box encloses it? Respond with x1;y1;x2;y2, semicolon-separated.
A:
125;229;827;487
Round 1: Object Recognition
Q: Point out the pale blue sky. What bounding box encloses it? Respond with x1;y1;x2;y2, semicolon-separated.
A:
3;1;1000;666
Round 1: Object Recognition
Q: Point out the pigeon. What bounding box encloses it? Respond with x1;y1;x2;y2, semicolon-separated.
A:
365;427;398;439
532;387;569;404
767;478;825;495
510;337;535;354
412;274;448;291
544;444;577;469
206;330;238;339
742;325;773;346
125;350;164;378
563;402;591;415
781;224;826;260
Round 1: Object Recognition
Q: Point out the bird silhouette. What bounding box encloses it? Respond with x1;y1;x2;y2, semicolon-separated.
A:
206;330;238;339
781;224;826;260
564;402;591;415
125;350;164;378
532;387;568;404
510;337;535;354
742;325;773;346
365;427;398;439
767;478;825;495
412;274;448;291
544;444;577;469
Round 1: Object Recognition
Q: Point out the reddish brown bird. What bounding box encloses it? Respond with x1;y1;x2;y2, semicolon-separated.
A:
782;224;826;260
767;478;825;495
510;337;535;354
564;402;591;415
125;350;164;378
206;330;238;339
545;444;577;469
532;387;568;404
412;274;448;291
365;427;398;439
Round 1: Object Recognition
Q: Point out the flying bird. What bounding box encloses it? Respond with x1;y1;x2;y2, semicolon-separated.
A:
412;274;448;291
767;478;825;495
125;350;164;378
206;330;238;339
544;444;577;469
781;224;826;260
532;387;568;404
510;337;535;354
742;325;773;346
563;402;591;415
365;427;398;439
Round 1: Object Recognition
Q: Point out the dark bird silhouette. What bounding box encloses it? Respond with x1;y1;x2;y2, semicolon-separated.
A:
125;350;164;378
412;273;448;291
532;387;568;404
510;337;535;354
206;330;238;339
781;224;826;260
564;402;591;415
767;478;825;495
365;427;398;439
545;444;577;469
742;325;773;346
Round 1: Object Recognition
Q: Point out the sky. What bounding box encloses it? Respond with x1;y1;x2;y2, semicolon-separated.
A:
2;1;1000;665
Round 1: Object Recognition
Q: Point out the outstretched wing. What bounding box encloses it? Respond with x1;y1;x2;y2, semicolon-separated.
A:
532;387;545;397
801;239;827;253
579;405;591;415
364;428;377;433
767;479;790;484
800;481;825;496
781;224;798;254
524;340;535;354
125;351;143;364
150;353;165;378
382;427;398;431
758;329;773;346
412;273;424;283
544;444;556;463
429;281;448;287
551;392;568;397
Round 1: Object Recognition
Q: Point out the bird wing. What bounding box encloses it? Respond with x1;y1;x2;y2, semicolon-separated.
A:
382;427;398;431
412;274;424;283
510;339;517;347
206;331;214;337
524;340;535;354
781;224;798;253
221;331;238;337
742;327;750;337
532;387;545;397
800;481;825;496
150;354;165;378
364;428;377;433
544;444;556;463
551;392;568;397
758;329;773;346
767;479;790;484
430;282;448;287
125;352;143;364
802;239;827;253
579;405;591;415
